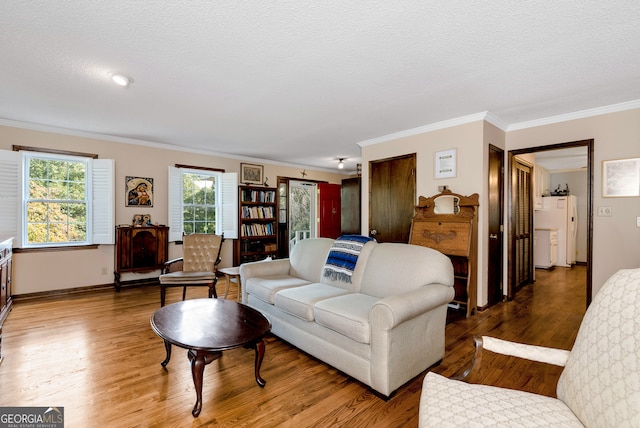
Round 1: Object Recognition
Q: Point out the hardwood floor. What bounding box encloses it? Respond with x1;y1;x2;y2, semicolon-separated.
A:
0;266;586;427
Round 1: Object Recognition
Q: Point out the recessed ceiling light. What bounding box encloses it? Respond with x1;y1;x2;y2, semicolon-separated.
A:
111;74;132;87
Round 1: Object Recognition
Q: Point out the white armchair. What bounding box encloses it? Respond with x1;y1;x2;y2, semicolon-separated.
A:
420;268;640;427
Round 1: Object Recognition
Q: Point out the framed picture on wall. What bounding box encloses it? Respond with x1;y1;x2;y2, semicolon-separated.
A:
125;176;153;206
241;163;264;185
435;149;457;179
602;157;640;197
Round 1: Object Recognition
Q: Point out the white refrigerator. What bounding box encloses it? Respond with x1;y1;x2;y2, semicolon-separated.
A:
534;196;577;267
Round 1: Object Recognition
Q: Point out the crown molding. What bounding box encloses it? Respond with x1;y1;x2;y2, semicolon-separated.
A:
483;112;509;131
507;99;640;131
357;112;489;147
0;117;338;173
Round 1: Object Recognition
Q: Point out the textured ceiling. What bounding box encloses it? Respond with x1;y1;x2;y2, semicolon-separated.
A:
1;1;639;172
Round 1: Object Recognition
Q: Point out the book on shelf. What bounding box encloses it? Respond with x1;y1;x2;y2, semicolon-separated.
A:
241;222;274;237
241;189;276;203
241;206;275;219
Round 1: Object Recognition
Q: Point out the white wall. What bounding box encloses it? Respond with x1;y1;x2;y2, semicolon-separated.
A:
360;120;490;305
0;124;346;295
507;108;640;297
360;107;640;306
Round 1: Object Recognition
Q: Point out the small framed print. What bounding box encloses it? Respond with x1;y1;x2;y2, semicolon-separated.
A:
241;163;264;185
126;176;153;206
435;149;457;179
132;214;152;226
602;158;640;197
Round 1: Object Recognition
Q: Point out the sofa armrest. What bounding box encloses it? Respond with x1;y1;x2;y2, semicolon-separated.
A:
239;258;291;280
370;284;454;329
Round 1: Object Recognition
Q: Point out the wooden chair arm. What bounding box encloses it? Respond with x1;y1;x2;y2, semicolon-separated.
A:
451;336;484;381
451;335;570;381
162;258;184;274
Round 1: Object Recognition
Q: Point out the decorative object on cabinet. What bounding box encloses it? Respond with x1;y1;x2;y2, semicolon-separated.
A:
602;157;640;197
125;176;153;206
409;189;479;317
114;225;169;290
434;149;457;179
132;214;143;226
234;185;277;265
0;237;13;363
240;163;264;185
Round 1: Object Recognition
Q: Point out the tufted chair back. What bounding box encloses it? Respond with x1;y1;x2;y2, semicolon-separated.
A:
556;268;640;427
182;233;223;273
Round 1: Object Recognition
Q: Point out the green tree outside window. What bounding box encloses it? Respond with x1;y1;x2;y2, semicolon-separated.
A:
26;157;87;244
183;173;217;235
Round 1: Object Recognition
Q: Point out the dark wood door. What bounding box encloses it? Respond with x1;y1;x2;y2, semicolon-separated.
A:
510;157;534;298
341;177;361;235
318;183;341;239
488;145;504;306
369;154;416;243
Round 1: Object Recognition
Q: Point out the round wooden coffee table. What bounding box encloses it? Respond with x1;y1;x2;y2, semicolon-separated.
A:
150;298;271;417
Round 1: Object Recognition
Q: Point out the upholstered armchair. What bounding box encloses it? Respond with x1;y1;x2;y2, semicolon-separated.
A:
158;234;224;306
420;268;640;427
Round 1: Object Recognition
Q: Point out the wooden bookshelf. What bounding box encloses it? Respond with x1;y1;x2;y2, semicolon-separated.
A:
234;186;278;265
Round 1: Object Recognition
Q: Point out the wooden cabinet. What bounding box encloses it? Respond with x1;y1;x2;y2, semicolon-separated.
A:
234;186;278;265
114;225;169;289
0;237;13;362
409;190;479;318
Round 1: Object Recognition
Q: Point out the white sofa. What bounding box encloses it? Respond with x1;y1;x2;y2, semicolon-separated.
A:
240;237;454;397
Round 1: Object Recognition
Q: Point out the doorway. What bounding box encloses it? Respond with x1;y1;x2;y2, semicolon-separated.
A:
487;145;504;306
508;140;593;305
289;180;317;251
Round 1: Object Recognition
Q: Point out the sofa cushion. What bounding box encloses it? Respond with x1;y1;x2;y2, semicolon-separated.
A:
313;293;380;344
289;238;334;282
245;274;311;304
360;243;454;298
274;283;352;321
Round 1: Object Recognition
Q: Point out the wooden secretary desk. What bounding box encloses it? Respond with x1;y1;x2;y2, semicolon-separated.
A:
409;190;479;318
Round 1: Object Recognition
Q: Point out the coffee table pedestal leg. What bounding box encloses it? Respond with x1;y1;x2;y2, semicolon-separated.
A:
251;338;267;387
187;349;222;417
160;340;172;367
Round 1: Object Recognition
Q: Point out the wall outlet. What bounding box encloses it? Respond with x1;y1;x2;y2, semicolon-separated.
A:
598;206;612;217
637;216;640;227
101;267;108;275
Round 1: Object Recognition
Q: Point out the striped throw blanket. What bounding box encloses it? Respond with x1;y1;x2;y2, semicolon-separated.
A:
323;235;374;283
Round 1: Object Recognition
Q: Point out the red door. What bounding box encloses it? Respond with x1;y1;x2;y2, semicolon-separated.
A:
318;183;341;239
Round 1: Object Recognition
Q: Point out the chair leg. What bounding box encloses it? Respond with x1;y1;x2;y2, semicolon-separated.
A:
160;287;166;307
182;286;187;301
209;280;218;299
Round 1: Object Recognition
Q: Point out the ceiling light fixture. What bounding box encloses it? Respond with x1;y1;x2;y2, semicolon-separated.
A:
338;159;345;169
111;74;132;87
